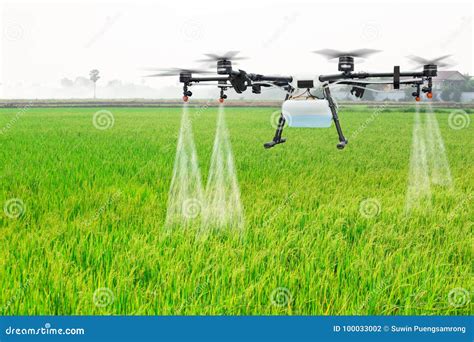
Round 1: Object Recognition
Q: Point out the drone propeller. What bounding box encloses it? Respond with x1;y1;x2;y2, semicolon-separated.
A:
313;48;381;59
197;51;248;62
142;67;212;77
406;54;453;68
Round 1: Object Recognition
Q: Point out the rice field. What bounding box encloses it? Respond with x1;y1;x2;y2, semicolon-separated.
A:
0;105;472;315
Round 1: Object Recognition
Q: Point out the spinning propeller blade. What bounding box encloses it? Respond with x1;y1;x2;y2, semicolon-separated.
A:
197;51;248;62
142;67;212;77
313;48;381;59
406;54;454;68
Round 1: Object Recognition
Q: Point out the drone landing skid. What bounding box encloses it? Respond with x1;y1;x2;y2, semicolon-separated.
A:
264;138;286;149
264;94;290;149
264;88;348;150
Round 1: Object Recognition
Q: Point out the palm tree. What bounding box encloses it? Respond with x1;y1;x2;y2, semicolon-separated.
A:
89;69;100;99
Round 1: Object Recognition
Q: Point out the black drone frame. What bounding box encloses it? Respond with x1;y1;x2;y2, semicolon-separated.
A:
177;57;437;150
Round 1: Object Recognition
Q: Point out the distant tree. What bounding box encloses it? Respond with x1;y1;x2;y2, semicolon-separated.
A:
60;78;74;88
440;84;452;102
107;79;122;87
461;75;474;91
89;69;100;99
451;83;464;102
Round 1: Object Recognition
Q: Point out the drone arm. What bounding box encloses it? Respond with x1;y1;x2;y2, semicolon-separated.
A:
188;76;230;82
335;79;424;86
319;71;426;83
320;66;436;101
248;73;293;83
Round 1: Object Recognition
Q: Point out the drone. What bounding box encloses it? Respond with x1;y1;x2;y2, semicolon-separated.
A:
145;50;451;150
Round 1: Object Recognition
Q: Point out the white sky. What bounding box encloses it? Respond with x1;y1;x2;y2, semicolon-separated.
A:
0;0;473;97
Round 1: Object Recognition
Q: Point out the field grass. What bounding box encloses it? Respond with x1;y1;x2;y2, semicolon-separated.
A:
0;105;472;315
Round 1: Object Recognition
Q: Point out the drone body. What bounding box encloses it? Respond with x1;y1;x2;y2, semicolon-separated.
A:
145;50;450;150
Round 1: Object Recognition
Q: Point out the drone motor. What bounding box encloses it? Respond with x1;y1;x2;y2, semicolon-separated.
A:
338;56;354;72
217;60;232;75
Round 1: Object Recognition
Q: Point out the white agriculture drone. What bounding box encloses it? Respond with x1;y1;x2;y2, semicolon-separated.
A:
145;50;452;149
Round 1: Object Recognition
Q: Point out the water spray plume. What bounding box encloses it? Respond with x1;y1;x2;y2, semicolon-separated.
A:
165;104;205;228
405;103;453;213
405;105;431;214
425;103;453;187
202;104;244;233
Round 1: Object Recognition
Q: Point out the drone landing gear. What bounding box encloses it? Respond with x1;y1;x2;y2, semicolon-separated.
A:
264;92;292;149
264;114;287;149
323;86;348;150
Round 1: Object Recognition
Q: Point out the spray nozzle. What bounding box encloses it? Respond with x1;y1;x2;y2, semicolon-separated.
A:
412;83;422;101
219;88;227;103
183;84;192;102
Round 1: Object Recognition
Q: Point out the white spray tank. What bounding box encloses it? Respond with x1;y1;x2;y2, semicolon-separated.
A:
282;74;333;128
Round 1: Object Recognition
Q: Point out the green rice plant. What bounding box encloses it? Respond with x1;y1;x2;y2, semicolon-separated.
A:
0;106;472;315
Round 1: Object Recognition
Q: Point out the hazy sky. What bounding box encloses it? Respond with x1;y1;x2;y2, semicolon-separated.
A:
1;0;472;98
